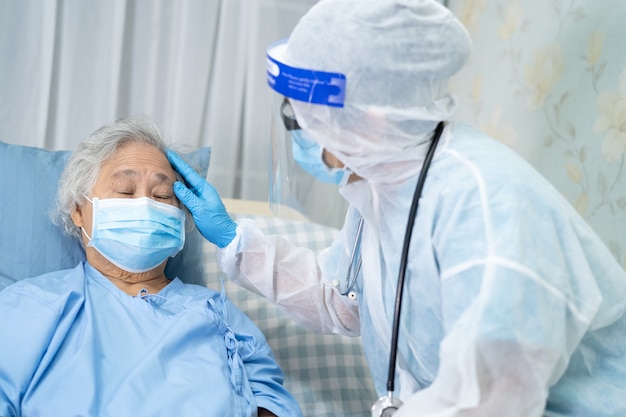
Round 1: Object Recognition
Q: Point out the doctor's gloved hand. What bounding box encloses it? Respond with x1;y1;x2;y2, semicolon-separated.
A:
167;150;237;248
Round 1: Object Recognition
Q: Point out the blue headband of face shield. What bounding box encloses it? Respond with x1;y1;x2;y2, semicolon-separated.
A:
266;39;346;107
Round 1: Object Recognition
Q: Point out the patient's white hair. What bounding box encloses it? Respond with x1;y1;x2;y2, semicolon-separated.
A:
54;115;181;241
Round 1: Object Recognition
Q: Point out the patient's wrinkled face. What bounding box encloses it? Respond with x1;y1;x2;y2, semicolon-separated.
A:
71;141;183;284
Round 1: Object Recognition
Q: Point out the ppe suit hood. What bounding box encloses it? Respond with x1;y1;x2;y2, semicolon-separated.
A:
284;0;472;184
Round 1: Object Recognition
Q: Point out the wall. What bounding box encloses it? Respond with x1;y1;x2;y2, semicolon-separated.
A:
449;0;626;268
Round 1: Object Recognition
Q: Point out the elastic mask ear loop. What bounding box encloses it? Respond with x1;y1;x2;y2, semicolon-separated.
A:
321;146;352;186
81;195;94;242
337;168;352;187
81;227;93;242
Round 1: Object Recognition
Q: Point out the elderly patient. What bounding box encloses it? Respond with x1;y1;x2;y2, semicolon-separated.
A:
0;116;302;417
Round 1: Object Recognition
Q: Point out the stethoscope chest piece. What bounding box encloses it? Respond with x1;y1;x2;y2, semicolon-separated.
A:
371;394;403;417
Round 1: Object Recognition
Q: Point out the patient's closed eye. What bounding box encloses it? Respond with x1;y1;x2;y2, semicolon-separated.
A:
115;189;135;197
152;184;175;200
154;194;173;200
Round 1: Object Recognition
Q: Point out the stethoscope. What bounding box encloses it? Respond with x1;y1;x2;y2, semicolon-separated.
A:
340;122;445;417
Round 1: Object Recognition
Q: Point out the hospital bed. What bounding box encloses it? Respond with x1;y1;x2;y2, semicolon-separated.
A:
0;140;377;417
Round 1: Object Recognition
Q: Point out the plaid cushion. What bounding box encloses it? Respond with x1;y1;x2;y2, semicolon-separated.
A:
201;215;377;417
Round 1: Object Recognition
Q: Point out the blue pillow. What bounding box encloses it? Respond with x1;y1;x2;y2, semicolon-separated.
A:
0;140;211;290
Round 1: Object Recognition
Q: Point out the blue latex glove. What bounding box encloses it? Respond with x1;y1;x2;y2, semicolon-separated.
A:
167;150;237;248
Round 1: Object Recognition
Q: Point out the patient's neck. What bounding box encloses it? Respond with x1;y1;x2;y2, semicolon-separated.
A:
87;252;172;296
107;273;172;296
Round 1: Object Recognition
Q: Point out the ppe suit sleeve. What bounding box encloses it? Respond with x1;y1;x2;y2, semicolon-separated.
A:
220;296;303;417
217;218;360;336
397;263;598;416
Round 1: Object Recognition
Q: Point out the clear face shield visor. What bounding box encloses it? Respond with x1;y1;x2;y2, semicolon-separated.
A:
266;39;349;227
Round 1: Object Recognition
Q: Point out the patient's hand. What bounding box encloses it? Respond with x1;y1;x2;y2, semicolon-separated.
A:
258;408;277;417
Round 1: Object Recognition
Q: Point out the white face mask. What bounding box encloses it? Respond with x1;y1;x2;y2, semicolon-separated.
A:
82;196;186;273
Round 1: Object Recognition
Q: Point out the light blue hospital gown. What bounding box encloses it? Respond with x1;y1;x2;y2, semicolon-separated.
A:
218;123;626;416
0;262;302;417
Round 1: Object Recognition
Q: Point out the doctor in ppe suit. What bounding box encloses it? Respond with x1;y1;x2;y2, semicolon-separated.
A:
168;0;626;415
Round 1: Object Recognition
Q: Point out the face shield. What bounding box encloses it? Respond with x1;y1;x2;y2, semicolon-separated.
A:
266;39;349;227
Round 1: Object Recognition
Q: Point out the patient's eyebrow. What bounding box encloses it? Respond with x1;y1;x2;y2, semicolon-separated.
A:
112;169;138;179
154;172;175;184
111;169;175;184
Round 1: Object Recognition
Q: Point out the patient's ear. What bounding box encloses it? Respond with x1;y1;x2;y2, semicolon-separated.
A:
71;205;84;227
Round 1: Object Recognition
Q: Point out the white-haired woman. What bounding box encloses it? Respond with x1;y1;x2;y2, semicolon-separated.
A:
0;116;302;417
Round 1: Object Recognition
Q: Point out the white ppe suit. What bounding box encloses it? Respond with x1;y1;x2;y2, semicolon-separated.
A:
218;123;626;416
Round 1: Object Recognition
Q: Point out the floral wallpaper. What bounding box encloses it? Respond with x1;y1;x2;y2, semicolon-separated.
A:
449;0;626;270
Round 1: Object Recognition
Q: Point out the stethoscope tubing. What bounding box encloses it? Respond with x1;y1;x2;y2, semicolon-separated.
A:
342;217;364;296
338;121;445;414
386;121;445;393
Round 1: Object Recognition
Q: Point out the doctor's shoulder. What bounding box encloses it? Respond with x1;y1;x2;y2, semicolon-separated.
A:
444;123;557;193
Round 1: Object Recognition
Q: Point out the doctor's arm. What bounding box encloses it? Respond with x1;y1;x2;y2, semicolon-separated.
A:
397;263;592;417
168;149;360;336
218;217;361;335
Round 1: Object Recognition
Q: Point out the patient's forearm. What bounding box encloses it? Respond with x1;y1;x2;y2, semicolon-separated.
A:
258;408;277;417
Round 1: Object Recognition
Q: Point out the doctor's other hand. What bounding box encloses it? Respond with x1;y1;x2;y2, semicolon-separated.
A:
167;150;237;248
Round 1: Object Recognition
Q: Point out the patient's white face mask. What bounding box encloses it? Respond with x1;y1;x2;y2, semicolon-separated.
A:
82;196;186;273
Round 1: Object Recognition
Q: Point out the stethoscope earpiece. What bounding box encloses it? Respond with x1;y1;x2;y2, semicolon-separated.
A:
371;394;403;417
